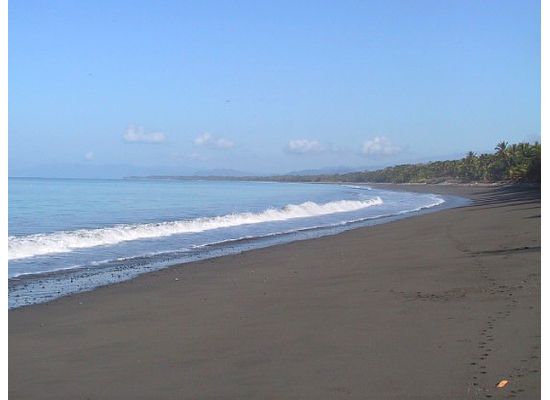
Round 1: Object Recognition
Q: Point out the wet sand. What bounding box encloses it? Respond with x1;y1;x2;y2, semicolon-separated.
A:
9;184;540;399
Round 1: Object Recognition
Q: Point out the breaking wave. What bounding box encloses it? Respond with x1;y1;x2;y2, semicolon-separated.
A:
9;197;383;260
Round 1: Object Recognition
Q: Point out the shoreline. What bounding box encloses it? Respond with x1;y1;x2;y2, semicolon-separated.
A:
9;185;466;309
9;184;540;399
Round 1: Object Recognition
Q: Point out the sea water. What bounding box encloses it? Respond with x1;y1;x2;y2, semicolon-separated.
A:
8;178;467;308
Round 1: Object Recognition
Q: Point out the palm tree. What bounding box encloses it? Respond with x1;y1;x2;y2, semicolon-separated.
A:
495;141;509;158
460;151;479;181
492;141;510;180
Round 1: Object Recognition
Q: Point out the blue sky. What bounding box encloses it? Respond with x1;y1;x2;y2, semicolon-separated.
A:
9;0;540;177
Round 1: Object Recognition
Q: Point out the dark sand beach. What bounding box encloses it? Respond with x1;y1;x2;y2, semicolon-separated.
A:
9;184;540;399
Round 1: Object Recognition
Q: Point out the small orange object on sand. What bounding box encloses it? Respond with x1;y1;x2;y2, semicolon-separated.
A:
496;380;509;388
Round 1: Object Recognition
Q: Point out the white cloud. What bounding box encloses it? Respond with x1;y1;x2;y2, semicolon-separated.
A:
123;125;166;144
286;139;324;154
362;136;401;157
194;133;234;149
84;151;94;160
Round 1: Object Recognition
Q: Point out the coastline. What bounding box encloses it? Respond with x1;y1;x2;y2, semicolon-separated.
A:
8;183;462;309
9;184;540;399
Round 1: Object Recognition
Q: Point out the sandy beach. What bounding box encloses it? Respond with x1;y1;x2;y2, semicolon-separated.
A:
9;184;540;399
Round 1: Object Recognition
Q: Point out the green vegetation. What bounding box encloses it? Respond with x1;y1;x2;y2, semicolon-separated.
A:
129;141;540;185
257;141;541;184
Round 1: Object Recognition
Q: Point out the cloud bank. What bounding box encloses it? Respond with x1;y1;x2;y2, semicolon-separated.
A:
362;136;401;157
286;139;324;154
123;125;166;144
194;133;234;149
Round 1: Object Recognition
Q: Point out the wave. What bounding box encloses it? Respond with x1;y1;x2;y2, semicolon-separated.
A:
192;196;445;249
343;184;372;190
396;195;445;214
8;197;383;260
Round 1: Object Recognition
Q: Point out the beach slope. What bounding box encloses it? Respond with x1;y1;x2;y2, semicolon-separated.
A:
9;185;540;399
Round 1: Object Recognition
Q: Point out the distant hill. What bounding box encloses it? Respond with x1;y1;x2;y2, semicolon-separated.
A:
191;168;257;177
284;166;367;176
83;142;541;185
130;141;541;185
253;142;541;184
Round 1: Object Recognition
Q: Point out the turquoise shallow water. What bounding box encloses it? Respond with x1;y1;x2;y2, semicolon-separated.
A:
8;178;466;308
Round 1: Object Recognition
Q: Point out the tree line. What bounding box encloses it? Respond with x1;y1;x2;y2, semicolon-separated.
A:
254;141;541;184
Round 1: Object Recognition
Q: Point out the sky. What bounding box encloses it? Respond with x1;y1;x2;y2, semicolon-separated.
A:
9;0;540;177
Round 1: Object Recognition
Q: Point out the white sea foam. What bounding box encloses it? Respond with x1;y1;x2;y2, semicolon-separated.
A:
9;197;384;260
396;195;445;214
343;184;372;190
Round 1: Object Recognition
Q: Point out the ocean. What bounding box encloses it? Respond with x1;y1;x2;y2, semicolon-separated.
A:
8;178;466;308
